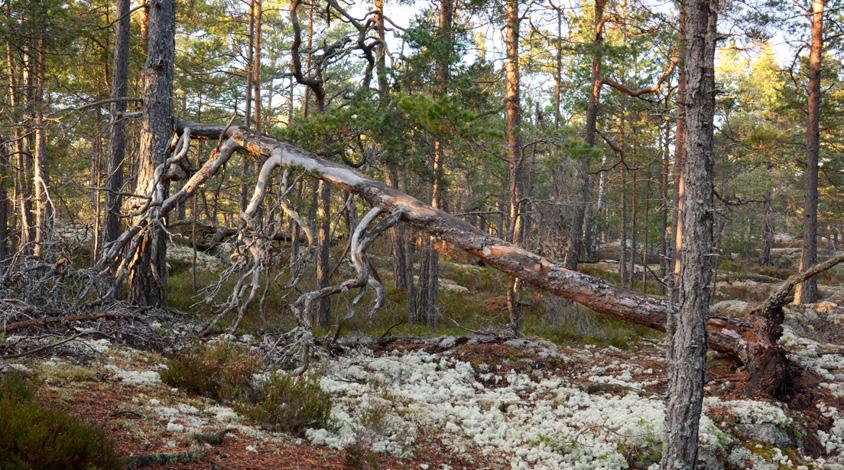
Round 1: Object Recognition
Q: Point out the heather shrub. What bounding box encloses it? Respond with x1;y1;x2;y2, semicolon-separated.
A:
160;341;261;402
242;372;332;435
0;371;122;470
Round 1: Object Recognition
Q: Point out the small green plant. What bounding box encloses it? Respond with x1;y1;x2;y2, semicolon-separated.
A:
342;444;380;469
242;372;332;436
160;341;261;402
0;371;122;470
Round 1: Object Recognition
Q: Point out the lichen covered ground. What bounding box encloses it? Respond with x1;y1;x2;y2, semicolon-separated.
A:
4;310;843;470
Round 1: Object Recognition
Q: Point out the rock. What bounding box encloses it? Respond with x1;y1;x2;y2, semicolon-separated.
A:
338;333;373;347
166;244;224;272
698;447;726;470
438;278;470;295
437;336;457;349
733;423;794;449
773;233;796;245
166;422;185;433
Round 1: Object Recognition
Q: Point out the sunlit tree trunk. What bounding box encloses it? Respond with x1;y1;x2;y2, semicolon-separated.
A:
128;0;175;306
5;20;33;253
504;0;525;334
31;32;50;258
660;105;671;289
667;1;687;368
795;0;824;305
253;0;262;132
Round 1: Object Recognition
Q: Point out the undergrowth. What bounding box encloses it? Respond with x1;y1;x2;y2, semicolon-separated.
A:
160;341;261;401
241;372;333;435
167;246;658;349
0;371;122;470
162;341;333;436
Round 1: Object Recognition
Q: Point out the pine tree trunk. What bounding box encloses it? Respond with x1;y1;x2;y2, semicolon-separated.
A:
418;0;454;328
31;32;50;258
630;169;637;289
564;0;604;270
127;0;175;307
619;112;628;286
0;140;8;262
667;3;687;366
317;180;331;327
795;0;823;304
253;0;262;131
760;185;773;266
661;0;716;466
505;0;524;334
660;110;670;288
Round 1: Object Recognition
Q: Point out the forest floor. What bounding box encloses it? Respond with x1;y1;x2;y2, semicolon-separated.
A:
4;297;844;469
3;233;844;469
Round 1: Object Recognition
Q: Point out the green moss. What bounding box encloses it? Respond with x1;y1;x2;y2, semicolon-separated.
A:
241;372;333;436
39;363;98;384
0;372;122;470
745;441;806;470
160;341;261;402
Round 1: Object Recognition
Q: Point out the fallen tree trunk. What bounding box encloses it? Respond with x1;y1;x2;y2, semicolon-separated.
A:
4;312;118;333
165;119;842;397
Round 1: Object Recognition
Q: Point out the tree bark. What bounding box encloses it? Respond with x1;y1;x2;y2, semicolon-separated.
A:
31;32;50;258
418;0;454;328
630;168;638;289
504;0;524;334
760;181;774;267
0;140;8;262
104;0;132;249
253;0;263;131
619;112;628;286
795;0;823;305
661;0;717;466
240;0;255;212
127;0;175;307
317;180;331;327
660;106;671;287
667;1;687;367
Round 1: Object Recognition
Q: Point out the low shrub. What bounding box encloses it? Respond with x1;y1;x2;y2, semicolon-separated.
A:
343;444;380;469
160;341;261;402
242;372;332;436
0;371;122;470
